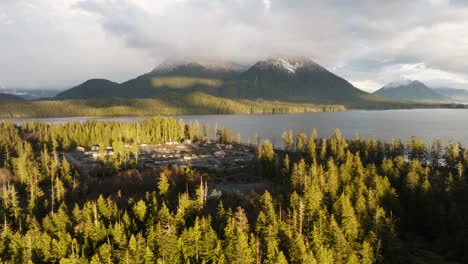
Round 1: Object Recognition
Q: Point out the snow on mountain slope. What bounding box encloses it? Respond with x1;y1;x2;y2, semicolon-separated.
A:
255;56;326;74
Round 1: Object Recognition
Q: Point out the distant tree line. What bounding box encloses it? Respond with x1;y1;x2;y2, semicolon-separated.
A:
0;92;346;118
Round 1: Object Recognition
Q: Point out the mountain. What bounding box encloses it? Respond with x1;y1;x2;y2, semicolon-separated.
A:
218;56;390;106
57;59;246;100
0;88;59;100
55;79;123;99
373;80;452;102
53;56;448;109
0;92;24;101
120;59;245;98
433;88;468;103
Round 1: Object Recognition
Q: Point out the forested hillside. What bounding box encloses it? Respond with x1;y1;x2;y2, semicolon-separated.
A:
0;118;467;262
120;60;244;99
55;79;123;99
0;92;345;118
56;60;244;100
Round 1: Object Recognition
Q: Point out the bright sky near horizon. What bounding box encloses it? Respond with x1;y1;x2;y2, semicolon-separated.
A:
1;0;468;92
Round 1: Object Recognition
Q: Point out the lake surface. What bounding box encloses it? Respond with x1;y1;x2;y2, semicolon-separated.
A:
2;109;468;146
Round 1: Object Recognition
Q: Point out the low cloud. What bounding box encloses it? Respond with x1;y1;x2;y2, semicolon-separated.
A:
1;0;468;90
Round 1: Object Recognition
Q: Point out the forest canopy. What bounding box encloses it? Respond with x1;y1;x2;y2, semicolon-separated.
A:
0;118;467;263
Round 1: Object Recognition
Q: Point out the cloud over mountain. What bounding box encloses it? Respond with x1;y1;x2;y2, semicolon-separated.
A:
1;0;468;91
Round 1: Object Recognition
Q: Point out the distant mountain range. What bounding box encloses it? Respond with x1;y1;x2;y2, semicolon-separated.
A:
4;56;467;109
433;88;468;103
373;80;455;102
54;56;400;108
55;59;245;100
372;80;468;103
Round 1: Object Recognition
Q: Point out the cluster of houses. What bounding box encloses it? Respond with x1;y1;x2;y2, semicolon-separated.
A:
71;141;256;172
75;145;114;159
140;142;255;172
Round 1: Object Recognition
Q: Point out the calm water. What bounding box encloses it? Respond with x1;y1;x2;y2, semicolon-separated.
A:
2;109;468;146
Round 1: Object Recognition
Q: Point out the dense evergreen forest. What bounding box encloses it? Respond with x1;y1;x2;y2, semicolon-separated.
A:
0;118;468;263
0;92;345;118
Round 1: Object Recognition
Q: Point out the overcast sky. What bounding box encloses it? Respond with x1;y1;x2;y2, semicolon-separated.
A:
1;0;468;92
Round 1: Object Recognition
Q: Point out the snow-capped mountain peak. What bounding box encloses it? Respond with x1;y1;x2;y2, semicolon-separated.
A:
266;57;305;74
258;56;324;74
